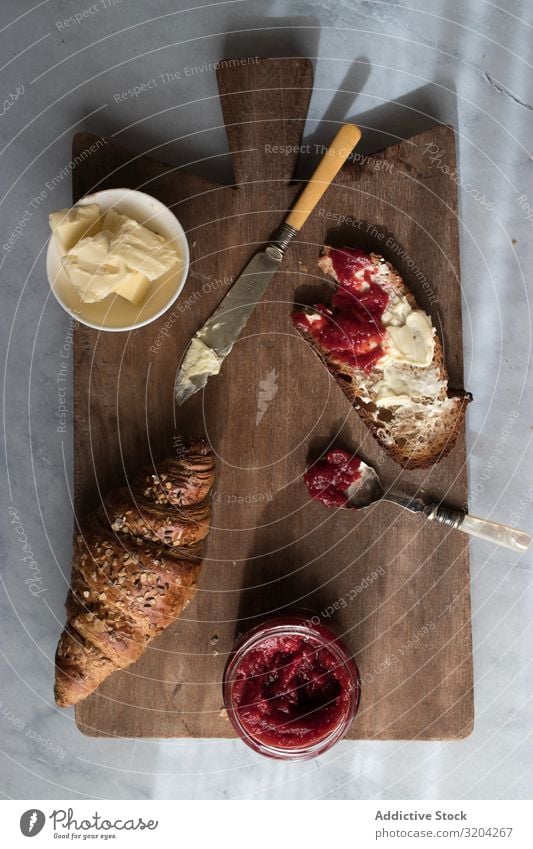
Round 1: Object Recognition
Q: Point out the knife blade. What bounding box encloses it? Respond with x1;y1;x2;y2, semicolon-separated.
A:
174;122;362;405
175;246;283;405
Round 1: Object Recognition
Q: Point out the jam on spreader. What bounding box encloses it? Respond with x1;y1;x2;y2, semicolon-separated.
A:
305;448;362;508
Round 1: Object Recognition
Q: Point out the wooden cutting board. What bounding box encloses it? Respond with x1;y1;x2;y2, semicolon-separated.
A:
72;57;473;739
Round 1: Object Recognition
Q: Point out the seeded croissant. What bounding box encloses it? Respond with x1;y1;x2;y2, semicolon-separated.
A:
54;440;215;708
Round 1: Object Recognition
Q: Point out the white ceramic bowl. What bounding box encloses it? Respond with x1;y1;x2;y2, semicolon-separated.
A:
46;188;190;332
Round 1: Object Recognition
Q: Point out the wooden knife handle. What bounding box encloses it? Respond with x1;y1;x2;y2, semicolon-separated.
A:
285;123;362;232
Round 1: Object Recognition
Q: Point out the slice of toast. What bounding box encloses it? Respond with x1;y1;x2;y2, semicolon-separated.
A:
292;247;470;469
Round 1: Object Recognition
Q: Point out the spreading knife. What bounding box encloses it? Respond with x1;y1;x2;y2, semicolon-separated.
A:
174;123;362;405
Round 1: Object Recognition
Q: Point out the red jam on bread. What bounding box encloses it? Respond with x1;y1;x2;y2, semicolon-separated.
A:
292;248;389;371
292;247;389;372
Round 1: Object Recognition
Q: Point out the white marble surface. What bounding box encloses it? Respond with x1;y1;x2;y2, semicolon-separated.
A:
1;0;532;800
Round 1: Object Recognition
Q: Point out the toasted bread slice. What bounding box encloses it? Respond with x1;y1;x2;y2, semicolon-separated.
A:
292;247;470;469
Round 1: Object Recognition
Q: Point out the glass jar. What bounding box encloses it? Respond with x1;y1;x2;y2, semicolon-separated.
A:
223;612;360;760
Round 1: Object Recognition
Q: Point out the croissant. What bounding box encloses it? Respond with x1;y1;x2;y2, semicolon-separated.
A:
54;439;215;708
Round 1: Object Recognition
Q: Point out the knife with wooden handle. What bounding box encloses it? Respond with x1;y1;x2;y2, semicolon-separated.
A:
174;123;362;405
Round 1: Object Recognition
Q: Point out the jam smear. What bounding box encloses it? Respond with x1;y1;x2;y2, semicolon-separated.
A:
330;245;373;284
292;247;389;372
304;448;362;508
232;633;353;749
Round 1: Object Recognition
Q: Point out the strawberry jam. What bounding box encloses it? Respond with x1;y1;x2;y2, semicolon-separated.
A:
223;615;360;758
292;247;389;372
330;245;374;283
305;448;362;508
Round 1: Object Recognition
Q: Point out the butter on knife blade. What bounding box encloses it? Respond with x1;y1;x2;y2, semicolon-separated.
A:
175;338;225;405
174;123;362;406
174;246;284;405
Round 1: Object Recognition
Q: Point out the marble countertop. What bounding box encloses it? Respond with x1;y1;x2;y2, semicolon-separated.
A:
1;0;531;800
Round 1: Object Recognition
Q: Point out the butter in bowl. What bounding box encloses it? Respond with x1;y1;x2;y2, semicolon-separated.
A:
46;188;189;331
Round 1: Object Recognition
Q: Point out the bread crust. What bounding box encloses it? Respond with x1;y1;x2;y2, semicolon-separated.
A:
295;248;470;468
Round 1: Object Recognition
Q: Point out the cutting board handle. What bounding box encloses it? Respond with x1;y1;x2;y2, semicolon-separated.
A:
216;58;313;186
285;123;362;231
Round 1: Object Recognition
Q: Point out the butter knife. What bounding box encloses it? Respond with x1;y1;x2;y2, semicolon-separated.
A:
175;123;362;405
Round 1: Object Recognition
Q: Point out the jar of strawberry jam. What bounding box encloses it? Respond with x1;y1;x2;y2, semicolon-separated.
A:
223;612;360;760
